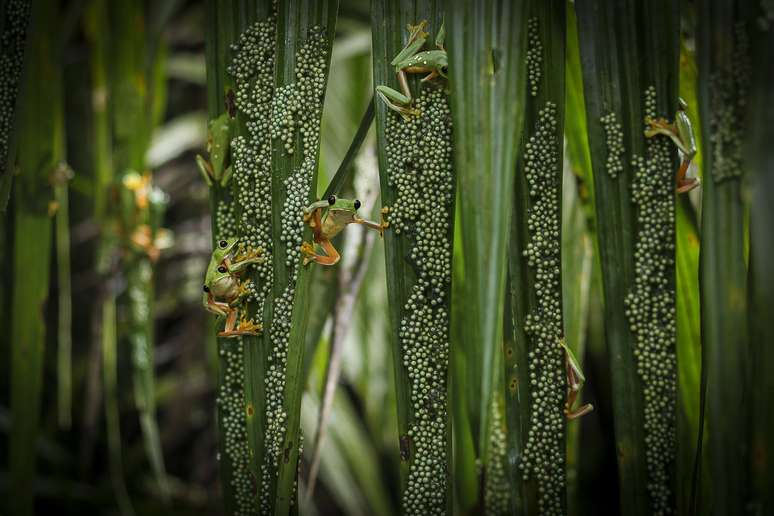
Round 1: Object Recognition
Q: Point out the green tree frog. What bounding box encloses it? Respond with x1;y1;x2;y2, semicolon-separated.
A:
644;97;700;193
376;20;447;120
202;238;263;337
196;113;235;188
301;195;389;266
558;338;594;420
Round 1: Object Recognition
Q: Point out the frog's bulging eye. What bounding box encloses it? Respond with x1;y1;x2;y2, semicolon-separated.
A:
328;195;336;205
354;199;361;210
217;266;227;273
219;240;228;248
203;285;210;293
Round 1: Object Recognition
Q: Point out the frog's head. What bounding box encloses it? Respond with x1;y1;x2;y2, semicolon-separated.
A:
327;195;361;213
677;97;688;111
214;237;239;258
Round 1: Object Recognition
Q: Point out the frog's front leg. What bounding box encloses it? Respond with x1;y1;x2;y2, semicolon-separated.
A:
226;249;263;274
353;206;391;238
301;238;341;267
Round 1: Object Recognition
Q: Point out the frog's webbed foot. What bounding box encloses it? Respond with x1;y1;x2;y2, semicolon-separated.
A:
228;279;253;307
644;116;676;138
234;247;263;265
564;374;594;420
218;311;262;338
353;206;390;238
406;20;429;45
380;206;390;236
301;241;317;266
565;401;595;420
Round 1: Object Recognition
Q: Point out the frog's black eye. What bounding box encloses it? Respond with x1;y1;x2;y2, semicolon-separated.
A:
328;195;336;205
203;285;210;293
219;240;228;248
354;199;361;210
217;265;227;273
441;65;448;74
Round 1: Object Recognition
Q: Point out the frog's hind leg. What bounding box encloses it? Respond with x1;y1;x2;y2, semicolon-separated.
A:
301;238;340;266
564;357;594;420
565;396;594;420
676;160;701;193
206;295;231;318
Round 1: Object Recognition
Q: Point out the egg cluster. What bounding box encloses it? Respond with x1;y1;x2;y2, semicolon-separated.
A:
215;340;254;515
262;29;328;513
759;0;774;30
229;18;276;307
518;101;565;516
384;87;454;515
601;112;625;178
625;86;676;516
0;0;30;178
485;396;510;515
271;28;327;268
219;16;278;515
526;18;542;97
708;22;750;182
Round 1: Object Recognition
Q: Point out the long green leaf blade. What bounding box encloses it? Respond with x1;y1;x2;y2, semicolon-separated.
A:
9;1;59;513
0;0;31;211
372;3;455;513
749;11;774;514
576;1;680;513
696;2;754;513
505;2;567;514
